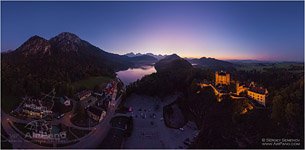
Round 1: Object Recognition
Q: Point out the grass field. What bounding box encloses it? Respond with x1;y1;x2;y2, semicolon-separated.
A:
72;76;113;90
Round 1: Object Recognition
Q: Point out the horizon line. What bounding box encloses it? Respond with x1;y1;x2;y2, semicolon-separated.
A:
1;48;304;63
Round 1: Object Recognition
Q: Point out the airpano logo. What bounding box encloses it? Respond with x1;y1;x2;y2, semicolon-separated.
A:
24;120;67;141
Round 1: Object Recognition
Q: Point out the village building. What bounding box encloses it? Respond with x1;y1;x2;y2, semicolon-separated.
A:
60;96;71;106
64;100;71;106
23;108;43;118
96;99;110;110
215;71;230;85
21;100;53;119
104;81;116;95
87;106;107;122
76;90;92;101
93;92;105;98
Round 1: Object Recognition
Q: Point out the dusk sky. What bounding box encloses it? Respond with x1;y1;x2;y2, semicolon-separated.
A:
2;1;304;61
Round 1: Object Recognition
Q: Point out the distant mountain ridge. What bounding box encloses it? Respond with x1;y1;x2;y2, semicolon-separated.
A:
187;57;236;71
129;55;158;66
154;54;193;72
124;52;167;60
226;59;271;64
125;52;237;71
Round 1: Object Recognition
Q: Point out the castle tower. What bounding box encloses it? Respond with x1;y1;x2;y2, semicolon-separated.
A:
236;81;240;94
215;71;230;85
236;81;247;95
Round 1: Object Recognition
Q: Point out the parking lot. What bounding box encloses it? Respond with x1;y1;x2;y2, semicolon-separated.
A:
123;94;199;149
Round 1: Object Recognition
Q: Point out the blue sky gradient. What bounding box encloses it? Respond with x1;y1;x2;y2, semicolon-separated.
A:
1;1;304;61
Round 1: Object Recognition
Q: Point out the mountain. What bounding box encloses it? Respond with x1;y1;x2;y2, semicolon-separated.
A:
49;32;82;52
124;52;142;57
187;57;236;71
154;54;193;72
124;52;167;60
8;32;133;69
226;59;272;64
145;53;167;60
126;54;195;97
1;32;138;96
14;35;52;56
129;55;158;66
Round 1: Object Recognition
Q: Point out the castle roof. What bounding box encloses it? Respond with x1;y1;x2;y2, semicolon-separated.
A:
217;71;229;76
249;86;267;95
218;72;226;76
76;90;92;99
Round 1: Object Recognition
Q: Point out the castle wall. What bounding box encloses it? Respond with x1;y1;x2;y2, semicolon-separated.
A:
247;90;266;106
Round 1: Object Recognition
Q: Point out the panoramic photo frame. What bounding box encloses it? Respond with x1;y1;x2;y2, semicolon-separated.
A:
1;0;304;149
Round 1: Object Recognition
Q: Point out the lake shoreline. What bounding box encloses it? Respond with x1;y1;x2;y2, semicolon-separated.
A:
116;65;156;86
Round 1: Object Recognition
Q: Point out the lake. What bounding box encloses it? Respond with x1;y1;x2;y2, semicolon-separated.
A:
116;65;156;86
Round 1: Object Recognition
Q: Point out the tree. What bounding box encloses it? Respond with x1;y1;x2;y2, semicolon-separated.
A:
271;94;285;124
285;103;301;133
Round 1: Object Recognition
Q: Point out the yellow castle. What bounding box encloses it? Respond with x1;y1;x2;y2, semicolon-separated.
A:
199;71;269;106
215;71;230;85
247;85;268;106
236;82;248;95
236;82;268;106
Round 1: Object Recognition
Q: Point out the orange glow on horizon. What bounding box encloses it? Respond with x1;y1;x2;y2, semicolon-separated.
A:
181;54;267;61
117;49;272;61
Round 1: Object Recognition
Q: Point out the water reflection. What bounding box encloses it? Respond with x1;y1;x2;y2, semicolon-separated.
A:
116;65;156;86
